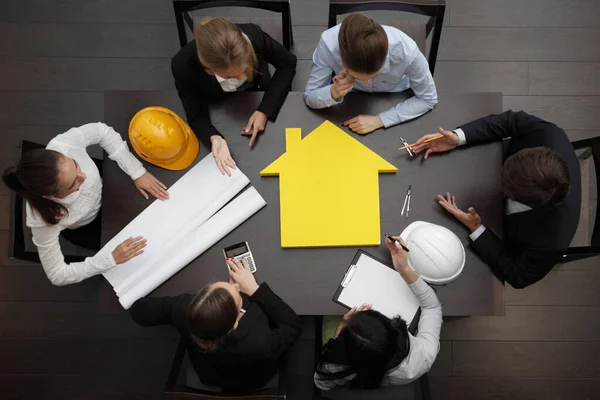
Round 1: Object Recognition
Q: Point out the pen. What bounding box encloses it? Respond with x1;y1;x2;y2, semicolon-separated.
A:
385;234;410;252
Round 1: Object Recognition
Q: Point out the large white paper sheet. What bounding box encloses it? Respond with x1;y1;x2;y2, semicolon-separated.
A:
116;187;266;309
338;253;420;321
100;155;249;288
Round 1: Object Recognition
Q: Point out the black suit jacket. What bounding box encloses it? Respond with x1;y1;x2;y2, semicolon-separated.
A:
171;24;297;147
459;110;581;288
130;283;301;390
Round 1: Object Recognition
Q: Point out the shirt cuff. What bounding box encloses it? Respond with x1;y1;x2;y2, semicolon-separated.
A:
454;128;467;146
378;107;401;129
316;85;344;108
469;225;486;242
93;251;118;272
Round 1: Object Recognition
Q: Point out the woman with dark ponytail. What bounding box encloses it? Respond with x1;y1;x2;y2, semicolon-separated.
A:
314;236;443;390
3;123;169;286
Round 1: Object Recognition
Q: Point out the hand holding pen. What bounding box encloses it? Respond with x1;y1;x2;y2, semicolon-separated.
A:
384;235;411;274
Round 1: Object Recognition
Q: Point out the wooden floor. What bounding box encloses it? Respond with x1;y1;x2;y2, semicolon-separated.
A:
1;1;599;399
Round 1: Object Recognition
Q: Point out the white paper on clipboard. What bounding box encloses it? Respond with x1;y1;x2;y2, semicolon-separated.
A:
337;253;420;322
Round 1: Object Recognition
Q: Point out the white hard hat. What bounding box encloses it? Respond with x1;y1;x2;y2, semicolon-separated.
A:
399;221;466;285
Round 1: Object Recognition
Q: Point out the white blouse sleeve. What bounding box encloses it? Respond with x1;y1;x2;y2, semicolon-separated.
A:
409;277;443;369
31;224;117;286
51;122;147;180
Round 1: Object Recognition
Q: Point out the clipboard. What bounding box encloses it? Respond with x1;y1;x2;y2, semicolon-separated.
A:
333;250;421;325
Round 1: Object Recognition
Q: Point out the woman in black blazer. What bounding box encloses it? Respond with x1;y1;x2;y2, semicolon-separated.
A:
171;18;297;176
130;258;301;390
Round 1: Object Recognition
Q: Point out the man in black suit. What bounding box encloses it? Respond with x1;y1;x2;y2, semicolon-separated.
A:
412;110;581;288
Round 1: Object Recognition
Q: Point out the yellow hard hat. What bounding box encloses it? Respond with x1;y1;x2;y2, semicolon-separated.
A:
128;106;199;170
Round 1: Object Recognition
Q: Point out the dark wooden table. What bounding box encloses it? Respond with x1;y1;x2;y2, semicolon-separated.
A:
101;91;505;316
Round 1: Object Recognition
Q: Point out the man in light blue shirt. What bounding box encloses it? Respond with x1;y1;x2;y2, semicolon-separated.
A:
304;14;438;135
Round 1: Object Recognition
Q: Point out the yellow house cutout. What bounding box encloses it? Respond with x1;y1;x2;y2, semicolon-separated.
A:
260;120;398;248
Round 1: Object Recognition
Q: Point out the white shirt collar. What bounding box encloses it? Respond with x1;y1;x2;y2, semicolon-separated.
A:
506;199;532;215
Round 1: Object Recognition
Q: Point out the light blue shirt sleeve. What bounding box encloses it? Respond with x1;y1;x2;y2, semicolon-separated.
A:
378;51;438;128
469;225;487;241
304;37;344;109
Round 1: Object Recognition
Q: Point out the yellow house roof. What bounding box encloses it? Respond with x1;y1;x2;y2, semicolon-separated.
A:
260;121;398;176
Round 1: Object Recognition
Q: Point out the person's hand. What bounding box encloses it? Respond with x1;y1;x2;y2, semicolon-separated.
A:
385;235;410;273
412;127;459;160
227;257;259;296
210;135;236;177
438;192;482;233
112;236;147;264
334;303;371;338
134;172;169;200
331;69;355;100
342;115;384;135
241;111;268;147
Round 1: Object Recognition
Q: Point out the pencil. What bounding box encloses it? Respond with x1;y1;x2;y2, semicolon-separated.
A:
399;134;443;150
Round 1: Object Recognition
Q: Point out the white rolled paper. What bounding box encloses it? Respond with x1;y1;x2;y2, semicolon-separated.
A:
99;154;265;309
117;187;266;309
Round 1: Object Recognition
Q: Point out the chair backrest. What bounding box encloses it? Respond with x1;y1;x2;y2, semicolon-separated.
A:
564;136;600;260
164;338;286;399
173;0;293;49
327;0;446;74
8;141;45;263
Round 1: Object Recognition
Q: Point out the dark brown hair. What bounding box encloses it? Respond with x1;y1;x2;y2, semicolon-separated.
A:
339;13;388;75
188;285;238;352
2;149;67;225
194;17;258;82
501;147;570;208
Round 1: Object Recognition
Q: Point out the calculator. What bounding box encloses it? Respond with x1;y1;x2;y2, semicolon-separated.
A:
223;242;257;273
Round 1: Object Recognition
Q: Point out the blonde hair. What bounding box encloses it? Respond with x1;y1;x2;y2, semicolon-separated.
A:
194;18;258;81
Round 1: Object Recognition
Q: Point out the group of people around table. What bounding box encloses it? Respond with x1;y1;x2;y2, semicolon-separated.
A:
3;14;581;393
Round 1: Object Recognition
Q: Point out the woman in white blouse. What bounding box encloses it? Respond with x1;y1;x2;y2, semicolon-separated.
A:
2;123;168;286
314;236;443;390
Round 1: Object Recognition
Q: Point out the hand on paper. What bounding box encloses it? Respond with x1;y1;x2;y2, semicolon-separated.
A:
385;236;409;271
412;127;459;160
343;115;384;135
241;111;267;147
227;257;259;296
334;303;371;338
112;236;147;264
331;69;354;100
134;172;169;200
210;135;237;177
438;192;482;233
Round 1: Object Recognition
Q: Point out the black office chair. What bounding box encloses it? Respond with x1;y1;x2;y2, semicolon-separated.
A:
327;0;446;75
164;338;287;399
173;0;294;50
7;140;103;264
562;136;600;263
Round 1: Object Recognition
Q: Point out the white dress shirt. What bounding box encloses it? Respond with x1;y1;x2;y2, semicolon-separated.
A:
304;24;438;128
314;277;442;389
26;123;147;286
454;128;533;242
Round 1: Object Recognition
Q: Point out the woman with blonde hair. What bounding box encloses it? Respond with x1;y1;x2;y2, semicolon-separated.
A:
172;18;297;175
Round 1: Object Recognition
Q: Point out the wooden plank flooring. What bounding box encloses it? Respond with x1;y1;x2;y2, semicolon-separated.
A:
1;0;599;398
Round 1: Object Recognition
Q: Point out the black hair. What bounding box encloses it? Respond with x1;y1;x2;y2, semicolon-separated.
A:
2;149;67;225
317;310;410;389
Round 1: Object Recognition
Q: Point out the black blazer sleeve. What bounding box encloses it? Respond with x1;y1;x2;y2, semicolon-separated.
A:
171;56;224;148
471;229;563;289
254;26;297;120
459;110;550;146
130;294;192;331
250;283;301;359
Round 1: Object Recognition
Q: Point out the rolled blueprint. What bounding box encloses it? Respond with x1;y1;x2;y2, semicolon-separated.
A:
117;187;266;309
100;154;250;287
